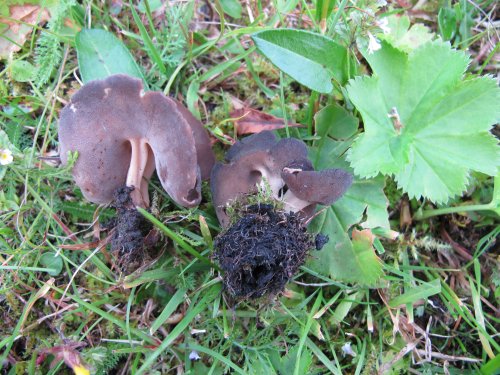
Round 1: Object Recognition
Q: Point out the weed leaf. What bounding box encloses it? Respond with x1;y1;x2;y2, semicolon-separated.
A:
39;252;63;276
310;212;383;286
380;15;434;52
252;29;349;93
309;138;387;285
76;29;146;85
388;278;441;308
347;41;500;203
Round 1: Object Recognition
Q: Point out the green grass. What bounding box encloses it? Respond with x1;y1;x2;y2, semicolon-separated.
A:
1;0;499;374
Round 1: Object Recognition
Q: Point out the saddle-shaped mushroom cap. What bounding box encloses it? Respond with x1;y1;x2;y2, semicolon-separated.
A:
59;74;215;208
211;131;353;226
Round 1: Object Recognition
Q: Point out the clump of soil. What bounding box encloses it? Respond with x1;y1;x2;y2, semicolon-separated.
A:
111;186;152;269
214;204;324;299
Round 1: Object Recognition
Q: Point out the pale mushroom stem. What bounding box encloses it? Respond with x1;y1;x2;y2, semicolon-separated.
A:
258;170;284;199
126;138;151;207
282;189;309;213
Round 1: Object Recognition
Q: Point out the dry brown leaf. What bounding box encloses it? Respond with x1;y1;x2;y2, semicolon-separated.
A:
230;107;303;135
0;4;50;59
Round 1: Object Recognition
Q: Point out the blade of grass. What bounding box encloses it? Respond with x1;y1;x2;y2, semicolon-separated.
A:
149;287;187;335
294;289;323;375
388;279;441;308
129;2;167;75
48;284;157;345
0;278;53;364
0;265;59;273
470;260;495;359
305;338;342;375
135;284;221;374
126;286;136;347
187;343;245;374
138;207;219;270
123;267;176;289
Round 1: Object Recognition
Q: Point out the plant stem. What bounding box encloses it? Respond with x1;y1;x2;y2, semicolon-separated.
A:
413;203;495;220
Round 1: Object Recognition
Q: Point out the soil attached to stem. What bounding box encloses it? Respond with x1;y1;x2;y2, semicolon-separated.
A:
111;186;152;269
214;203;323;299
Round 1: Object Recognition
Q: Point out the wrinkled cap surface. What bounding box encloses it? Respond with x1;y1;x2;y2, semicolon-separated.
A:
211;131;353;226
59;74;214;207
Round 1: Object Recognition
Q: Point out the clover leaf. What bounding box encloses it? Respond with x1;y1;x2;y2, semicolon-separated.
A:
347;41;500;203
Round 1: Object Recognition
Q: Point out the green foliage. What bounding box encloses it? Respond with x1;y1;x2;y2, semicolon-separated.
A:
220;0;242;19
34;0;73;85
379;15;434;52
315;103;359;140
347;41;500;203
252;29;350;93
388;278;441;308
87;347;126;375
1;1;499;374
309;137;388;285
9;60;36;82
39;252;63;276
75;29;146;84
272;345;313;374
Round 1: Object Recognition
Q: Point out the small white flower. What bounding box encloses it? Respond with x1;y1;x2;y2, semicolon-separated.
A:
367;31;381;54
377;18;391;34
0;149;13;166
189;350;201;361
341;342;357;357
376;0;387;7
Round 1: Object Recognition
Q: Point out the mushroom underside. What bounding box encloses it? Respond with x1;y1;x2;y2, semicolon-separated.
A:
59;74;214;209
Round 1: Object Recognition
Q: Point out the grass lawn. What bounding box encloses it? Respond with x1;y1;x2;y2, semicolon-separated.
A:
0;0;499;374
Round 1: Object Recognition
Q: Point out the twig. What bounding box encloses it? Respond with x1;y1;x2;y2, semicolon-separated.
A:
414;349;481;363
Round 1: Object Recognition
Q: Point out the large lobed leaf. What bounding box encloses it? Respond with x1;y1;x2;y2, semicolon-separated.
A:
347;41;500;203
308;137;388;286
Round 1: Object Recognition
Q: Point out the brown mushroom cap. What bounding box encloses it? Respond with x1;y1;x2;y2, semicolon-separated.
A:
281;168;353;211
59;74;214;207
211;131;353;226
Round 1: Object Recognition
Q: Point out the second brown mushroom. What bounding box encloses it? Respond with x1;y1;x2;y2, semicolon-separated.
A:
211;131;353;226
211;131;353;298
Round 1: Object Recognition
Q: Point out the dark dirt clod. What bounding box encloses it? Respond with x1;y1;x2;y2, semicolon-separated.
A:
314;233;329;250
213;203;315;299
111;186;152;269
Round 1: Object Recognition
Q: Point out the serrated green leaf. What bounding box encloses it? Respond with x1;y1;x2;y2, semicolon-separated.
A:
380;15;434;52
251;29;349;93
308;138;387;285
309;207;384;285
347;41;500;203
75;29;146;85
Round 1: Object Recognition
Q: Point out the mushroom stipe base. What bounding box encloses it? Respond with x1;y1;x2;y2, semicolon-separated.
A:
214;203;326;299
111;186;152;268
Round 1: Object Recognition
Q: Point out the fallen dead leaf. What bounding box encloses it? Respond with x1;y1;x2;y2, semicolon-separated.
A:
37;342;90;375
230;107;303;135
0;4;50;59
